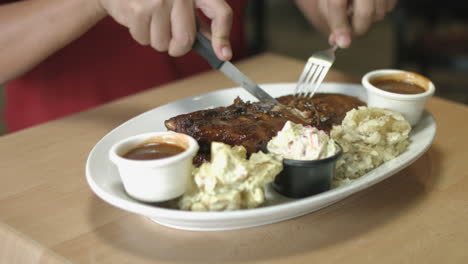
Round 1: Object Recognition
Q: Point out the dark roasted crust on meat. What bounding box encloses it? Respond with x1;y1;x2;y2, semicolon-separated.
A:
165;93;365;164
165;98;292;155
277;93;365;131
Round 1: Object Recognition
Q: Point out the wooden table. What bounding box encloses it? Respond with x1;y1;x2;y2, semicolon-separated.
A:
1;54;467;264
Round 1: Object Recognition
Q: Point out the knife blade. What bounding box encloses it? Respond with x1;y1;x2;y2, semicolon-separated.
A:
192;32;279;104
219;62;279;104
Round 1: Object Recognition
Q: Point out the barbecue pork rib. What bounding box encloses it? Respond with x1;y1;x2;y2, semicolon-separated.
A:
164;93;365;164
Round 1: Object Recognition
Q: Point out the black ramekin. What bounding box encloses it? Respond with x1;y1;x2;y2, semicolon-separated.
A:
272;143;343;198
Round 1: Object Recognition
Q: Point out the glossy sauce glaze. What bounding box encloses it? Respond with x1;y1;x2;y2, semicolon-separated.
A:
123;142;185;160
370;79;426;94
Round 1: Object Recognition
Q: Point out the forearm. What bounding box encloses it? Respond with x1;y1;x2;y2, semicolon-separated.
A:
0;0;106;84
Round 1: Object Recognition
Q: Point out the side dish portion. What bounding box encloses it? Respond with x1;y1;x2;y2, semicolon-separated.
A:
331;107;411;186
268;121;343;198
178;142;283;211
268;121;338;160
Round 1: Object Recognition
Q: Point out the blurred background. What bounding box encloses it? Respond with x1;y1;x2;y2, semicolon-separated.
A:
245;0;468;101
1;0;468;135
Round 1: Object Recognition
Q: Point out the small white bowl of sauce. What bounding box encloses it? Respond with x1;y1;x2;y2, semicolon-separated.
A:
362;69;435;126
109;132;199;202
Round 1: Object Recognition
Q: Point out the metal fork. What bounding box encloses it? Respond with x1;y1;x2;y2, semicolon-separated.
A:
295;44;338;98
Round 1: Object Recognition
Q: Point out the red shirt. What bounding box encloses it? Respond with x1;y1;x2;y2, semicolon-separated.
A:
3;1;248;133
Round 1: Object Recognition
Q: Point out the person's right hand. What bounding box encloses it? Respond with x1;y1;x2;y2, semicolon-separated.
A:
96;0;233;60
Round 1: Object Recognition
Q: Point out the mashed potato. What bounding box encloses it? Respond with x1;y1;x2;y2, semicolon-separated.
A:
331;107;411;187
178;142;283;211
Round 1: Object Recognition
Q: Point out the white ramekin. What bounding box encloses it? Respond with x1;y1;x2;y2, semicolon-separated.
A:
362;69;435;126
109;132;199;202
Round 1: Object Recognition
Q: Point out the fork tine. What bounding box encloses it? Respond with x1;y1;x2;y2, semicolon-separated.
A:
295;61;314;95
295;62;315;96
303;65;324;97
307;65;330;98
299;64;319;97
295;45;338;99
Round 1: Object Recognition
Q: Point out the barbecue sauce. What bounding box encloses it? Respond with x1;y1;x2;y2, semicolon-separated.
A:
370;79;426;94
123;142;185;160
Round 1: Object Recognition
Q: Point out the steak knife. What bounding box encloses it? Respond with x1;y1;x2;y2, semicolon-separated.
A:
193;32;280;105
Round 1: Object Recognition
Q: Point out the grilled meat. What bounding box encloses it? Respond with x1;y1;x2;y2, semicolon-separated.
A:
164;97;294;154
164;93;365;164
277;94;364;131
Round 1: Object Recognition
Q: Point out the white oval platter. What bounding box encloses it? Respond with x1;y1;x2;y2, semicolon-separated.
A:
86;82;436;231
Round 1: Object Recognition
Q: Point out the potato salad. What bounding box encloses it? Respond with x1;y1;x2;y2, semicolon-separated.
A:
331;106;411;186
178;142;283;211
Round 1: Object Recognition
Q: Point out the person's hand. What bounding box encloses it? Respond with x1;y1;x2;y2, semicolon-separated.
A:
296;0;398;48
325;0;398;48
97;0;233;60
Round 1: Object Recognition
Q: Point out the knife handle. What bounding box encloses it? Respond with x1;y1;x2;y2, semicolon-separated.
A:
193;32;224;70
